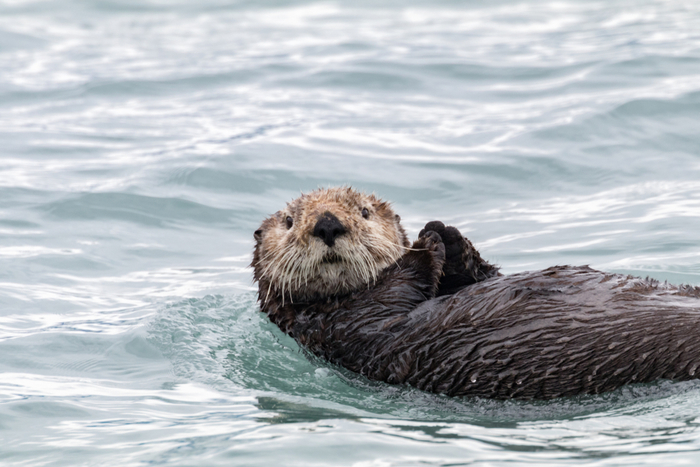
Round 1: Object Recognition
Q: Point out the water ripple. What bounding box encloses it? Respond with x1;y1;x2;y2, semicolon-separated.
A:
2;0;700;465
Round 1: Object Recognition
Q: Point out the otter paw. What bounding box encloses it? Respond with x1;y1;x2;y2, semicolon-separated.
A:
441;226;469;275
419;221;445;240
408;231;445;295
441;225;464;247
411;230;446;270
413;230;443;253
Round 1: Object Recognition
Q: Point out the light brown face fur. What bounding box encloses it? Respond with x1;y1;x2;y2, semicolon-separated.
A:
253;187;410;301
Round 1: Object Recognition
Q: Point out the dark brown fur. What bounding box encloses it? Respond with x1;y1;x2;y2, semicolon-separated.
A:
252;188;700;399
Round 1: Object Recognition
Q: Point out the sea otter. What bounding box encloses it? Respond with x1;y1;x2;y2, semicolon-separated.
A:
252;187;700;399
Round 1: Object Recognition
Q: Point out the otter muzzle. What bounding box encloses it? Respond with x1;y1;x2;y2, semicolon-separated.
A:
313;212;347;247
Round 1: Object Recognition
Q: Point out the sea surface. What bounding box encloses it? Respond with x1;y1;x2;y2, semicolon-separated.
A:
2;0;700;465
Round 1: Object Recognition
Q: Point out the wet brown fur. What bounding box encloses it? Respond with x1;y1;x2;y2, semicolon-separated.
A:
252;187;700;399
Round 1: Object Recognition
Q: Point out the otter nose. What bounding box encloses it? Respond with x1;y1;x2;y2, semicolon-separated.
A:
313;212;347;248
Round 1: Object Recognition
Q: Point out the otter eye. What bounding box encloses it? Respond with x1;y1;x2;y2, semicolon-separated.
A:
285;216;293;229
361;208;369;219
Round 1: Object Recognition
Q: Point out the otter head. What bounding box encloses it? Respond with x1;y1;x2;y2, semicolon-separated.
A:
252;187;409;302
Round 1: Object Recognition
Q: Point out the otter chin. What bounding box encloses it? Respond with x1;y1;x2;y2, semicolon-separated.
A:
252;187;700;400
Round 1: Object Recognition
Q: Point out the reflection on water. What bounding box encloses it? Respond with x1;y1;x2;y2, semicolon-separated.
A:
2;0;700;465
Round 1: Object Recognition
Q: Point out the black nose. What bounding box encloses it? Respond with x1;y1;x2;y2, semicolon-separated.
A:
313;212;346;247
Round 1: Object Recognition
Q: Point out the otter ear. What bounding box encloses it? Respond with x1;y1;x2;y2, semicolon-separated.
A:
395;214;401;223
254;229;263;243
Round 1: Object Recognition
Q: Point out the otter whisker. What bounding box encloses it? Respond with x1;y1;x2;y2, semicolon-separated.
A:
264;281;273;304
394;243;424;252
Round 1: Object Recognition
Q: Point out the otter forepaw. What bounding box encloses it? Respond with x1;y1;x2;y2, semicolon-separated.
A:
405;231;445;297
419;221;446;240
419;223;466;275
434;225;501;296
441;225;464;246
412;231;445;258
441;226;469;277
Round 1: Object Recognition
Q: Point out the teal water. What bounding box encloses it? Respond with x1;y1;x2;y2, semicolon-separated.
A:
2;0;700;465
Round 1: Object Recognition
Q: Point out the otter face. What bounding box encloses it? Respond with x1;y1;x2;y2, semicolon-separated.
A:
253;187;409;301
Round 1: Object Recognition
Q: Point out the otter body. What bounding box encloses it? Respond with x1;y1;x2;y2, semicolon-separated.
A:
252;187;700;399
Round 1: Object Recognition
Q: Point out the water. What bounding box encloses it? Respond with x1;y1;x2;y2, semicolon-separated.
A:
2;0;700;464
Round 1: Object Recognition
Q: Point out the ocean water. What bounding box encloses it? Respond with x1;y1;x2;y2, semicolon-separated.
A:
2;0;700;465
